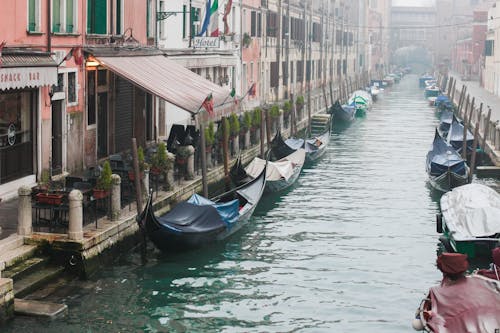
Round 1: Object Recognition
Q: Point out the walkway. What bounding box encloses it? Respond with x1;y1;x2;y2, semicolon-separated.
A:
0;198;18;240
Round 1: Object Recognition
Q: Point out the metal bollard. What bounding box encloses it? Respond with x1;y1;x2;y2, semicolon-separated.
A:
17;186;32;236
68;189;83;240
111;174;121;221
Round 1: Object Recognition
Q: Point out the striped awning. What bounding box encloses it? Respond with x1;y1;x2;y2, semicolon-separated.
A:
0;53;57;90
95;55;233;114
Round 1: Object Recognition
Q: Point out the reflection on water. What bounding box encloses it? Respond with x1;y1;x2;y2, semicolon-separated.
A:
4;75;498;333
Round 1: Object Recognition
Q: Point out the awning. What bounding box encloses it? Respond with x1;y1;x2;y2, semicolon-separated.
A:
0;53;58;91
95;55;233;114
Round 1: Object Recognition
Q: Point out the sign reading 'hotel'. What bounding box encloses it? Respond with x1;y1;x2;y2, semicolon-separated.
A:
193;37;220;49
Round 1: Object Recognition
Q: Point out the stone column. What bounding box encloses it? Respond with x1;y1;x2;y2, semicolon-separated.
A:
496;125;500;150
186;145;195;180
143;170;149;196
17;186;32;236
111;174;121;221
68;189;83;240
244;131;251;149
233;136;240;155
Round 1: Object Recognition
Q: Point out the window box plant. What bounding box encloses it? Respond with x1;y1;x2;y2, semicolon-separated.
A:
129;147;147;181
151;142;172;175
35;192;64;205
176;145;191;165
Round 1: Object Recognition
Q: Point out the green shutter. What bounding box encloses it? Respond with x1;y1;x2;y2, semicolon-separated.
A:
66;0;74;33
28;0;36;31
53;0;61;32
94;0;107;34
182;5;187;39
87;0;92;33
116;0;121;34
146;0;150;37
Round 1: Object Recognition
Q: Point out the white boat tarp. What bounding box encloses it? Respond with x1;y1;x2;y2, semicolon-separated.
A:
245;149;305;181
441;184;500;240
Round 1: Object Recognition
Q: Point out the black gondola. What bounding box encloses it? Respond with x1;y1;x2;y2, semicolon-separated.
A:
446;115;474;154
329;100;355;122
137;161;267;252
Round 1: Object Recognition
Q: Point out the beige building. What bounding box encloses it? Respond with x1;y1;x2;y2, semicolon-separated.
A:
483;0;500;94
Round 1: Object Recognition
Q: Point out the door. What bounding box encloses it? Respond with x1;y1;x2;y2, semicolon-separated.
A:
97;92;108;158
51;100;63;175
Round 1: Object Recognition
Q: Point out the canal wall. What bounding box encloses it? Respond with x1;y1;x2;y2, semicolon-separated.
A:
446;75;500;166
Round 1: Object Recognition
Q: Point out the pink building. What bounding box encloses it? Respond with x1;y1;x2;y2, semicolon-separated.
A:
0;0;84;198
241;0;262;106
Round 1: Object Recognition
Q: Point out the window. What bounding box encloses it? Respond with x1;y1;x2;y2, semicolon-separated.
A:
147;0;154;38
28;0;40;32
267;12;277;37
52;0;76;33
160;1;166;39
53;74;65;93
68;72;77;104
115;0;122;34
182;5;187;39
270;62;279;88
87;0;107;34
87;70;96;126
485;40;494;56
251;11;256;37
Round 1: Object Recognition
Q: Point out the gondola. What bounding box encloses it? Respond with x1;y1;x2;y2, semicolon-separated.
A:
137;160;267;252
329;100;355;122
348;90;372;117
426;130;469;193
438;110;453;137
283;129;330;163
230;148;306;193
446;115;474;155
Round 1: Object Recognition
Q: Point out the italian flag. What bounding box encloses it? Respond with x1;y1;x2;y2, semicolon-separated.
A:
209;0;219;37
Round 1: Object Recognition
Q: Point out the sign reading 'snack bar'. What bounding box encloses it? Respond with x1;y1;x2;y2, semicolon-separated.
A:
193;37;220;49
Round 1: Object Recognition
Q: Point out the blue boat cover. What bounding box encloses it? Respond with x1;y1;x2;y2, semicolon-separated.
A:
155;201;226;233
188;193;239;227
446;116;474;150
435;95;450;104
285;137;305;150
427;130;467;176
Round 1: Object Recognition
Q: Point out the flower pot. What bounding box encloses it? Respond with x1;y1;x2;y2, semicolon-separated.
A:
36;192;64;205
93;188;109;199
128;170;144;181
150;167;162;176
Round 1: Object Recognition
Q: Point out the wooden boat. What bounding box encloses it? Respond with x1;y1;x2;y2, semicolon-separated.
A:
348;90;372;117
476;247;500;281
329;100;355;122
419;74;434;88
230;149;306;193
137;161;267;251
436;183;500;258
438;110;453;137
434;95;453;112
446;115;474;155
424;84;440;98
412;253;500;332
426;130;469;193
284;129;330;163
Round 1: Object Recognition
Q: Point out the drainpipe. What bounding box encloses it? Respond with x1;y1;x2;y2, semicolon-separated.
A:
47;0;52;52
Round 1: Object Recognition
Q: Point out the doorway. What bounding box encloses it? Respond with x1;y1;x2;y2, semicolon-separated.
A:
51;100;63;175
97;92;108;159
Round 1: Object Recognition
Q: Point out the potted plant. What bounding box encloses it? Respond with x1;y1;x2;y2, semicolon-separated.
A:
251;107;262;144
151;142;171;174
269;104;280;132
242;112;252;148
296;95;305;119
176;145;191;165
229;113;240;155
34;169;65;205
242;33;252;48
93;160;112;199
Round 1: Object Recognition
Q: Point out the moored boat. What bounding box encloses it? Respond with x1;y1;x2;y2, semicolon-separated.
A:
348;90;372;117
426;130;469;193
446;115;474;155
329;100;355;122
438;110;453;137
137;161;267;251
231;148;305;193
436;183;500;258
412;253;500;332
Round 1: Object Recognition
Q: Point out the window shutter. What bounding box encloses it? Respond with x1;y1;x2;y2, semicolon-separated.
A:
251;11;256;37
66;0;74;33
94;0;107;34
116;0;121;34
53;0;61;32
28;0;36;31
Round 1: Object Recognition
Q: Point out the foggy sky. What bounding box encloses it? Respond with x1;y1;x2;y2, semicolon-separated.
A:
392;0;435;6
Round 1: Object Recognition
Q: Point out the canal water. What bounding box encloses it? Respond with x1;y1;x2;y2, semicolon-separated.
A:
6;75;490;332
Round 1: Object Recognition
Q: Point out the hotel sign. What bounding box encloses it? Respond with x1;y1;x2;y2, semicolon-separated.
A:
193;37;220;49
0;67;57;91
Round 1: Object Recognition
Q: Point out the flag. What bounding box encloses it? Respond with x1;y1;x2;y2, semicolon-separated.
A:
230;87;235;97
63;48;74;61
209;0;219;37
223;0;233;35
0;41;6;68
248;83;256;96
202;93;214;116
73;47;83;66
197;0;212;36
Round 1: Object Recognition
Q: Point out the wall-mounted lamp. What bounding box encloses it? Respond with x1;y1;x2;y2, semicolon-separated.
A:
86;56;100;68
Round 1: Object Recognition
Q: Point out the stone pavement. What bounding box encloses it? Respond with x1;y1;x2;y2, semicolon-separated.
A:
449;72;500;122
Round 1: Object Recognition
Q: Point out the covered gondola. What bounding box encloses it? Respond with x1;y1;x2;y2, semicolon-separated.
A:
283;129;330;163
426;130;469;192
446;115;474;154
438;110;453;137
137;161;267;251
329;100;355;122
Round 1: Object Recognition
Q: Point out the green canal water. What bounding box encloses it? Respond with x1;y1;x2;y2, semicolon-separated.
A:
5;75;496;332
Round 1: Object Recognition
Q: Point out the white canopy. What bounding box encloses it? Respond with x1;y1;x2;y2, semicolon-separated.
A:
245;149;306;181
441;184;500;240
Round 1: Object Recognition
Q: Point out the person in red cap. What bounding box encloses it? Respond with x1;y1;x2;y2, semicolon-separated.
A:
476;247;500;280
436;252;469;286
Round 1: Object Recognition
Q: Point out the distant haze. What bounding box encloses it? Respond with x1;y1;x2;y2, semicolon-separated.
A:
392;0;435;6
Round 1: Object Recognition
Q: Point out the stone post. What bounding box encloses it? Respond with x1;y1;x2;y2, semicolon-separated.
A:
143;170;149;197
233;136;240;155
111;174;121;221
68;189;83;240
244;131;251;149
17;186;32;236
186;145;195;180
496;125;500;150
206;150;213;169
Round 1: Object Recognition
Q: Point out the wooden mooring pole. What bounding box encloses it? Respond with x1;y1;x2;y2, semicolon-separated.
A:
461;96;471;159
198;116;208;197
469;122;480;183
483;107;492;150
